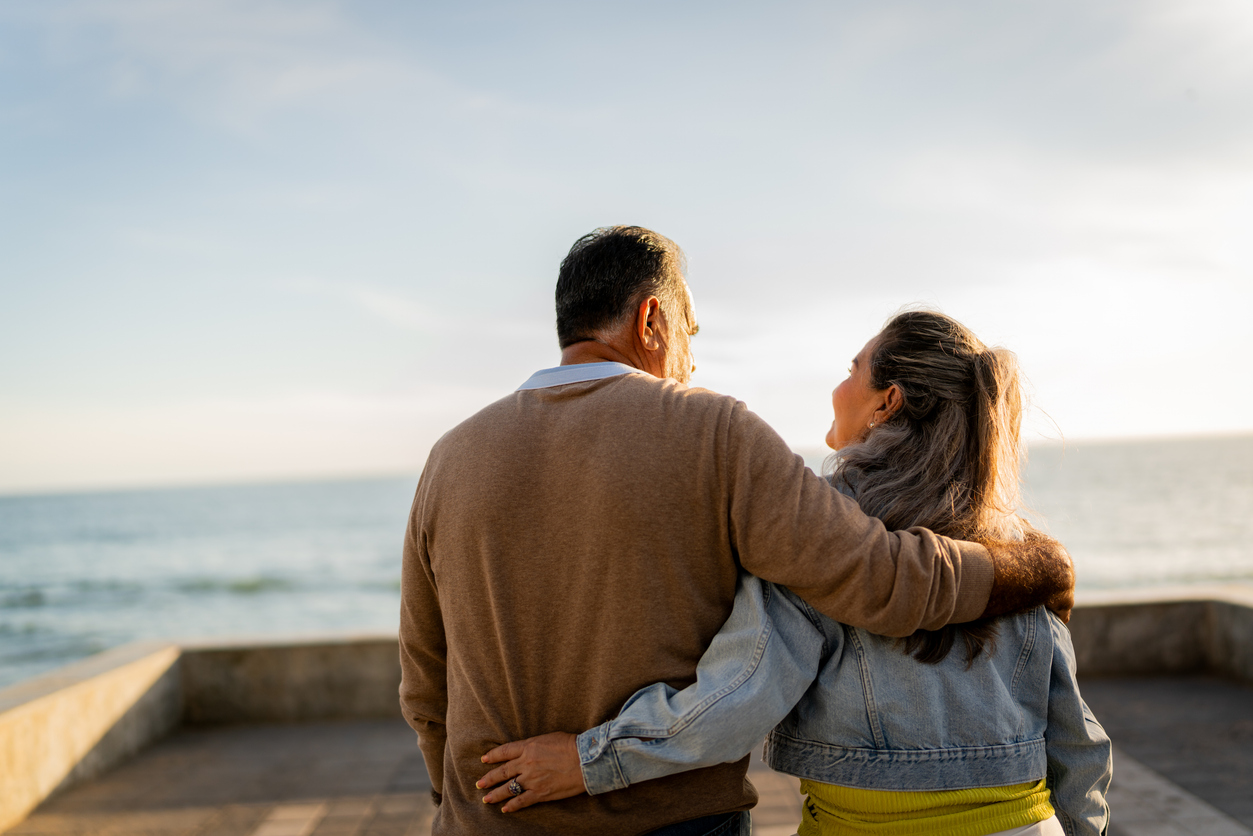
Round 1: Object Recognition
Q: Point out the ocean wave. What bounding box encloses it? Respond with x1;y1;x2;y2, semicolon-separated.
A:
68;579;145;594
5;581;146;605
0;635;109;666
354;578;402;592
0;621;48;636
0;589;45;608
175;576;296;595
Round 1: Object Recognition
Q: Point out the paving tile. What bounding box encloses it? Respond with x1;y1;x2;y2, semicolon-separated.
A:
309;813;366;835
305;825;359;836
401;811;435;836
107;809;218;833
321;799;372;818
356;816;411;836
371;798;421;816
248;804;326;836
6;814;89;834
196;805;272;836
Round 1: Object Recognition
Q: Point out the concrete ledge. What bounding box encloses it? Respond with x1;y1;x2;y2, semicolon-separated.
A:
0;641;181;834
1071;585;1253;681
1211;597;1253;683
179;632;400;724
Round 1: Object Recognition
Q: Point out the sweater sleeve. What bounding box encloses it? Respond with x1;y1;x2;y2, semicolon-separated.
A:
726;401;994;636
398;478;448;798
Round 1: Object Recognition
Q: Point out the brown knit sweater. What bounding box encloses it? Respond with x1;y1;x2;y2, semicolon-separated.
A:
399;372;993;835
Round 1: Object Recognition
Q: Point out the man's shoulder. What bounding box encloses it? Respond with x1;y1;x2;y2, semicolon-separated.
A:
603;375;770;434
426;373;762;460
428;389;525;450
622;373;742;406
475;373;746;416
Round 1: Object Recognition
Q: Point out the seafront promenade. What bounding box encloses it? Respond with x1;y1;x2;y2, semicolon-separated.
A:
4;679;1252;836
3;586;1252;836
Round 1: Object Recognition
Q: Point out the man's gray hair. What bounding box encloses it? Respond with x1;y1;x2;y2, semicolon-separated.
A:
555;226;688;349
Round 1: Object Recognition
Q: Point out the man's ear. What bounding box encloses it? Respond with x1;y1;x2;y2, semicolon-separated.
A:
636;297;663;351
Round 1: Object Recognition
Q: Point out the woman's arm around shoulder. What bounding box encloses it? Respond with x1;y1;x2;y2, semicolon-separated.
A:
478;573;827;811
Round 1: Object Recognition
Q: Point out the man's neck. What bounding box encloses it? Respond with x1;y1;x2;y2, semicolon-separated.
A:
559;340;641;370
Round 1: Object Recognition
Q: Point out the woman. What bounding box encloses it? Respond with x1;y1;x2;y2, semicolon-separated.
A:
477;311;1112;836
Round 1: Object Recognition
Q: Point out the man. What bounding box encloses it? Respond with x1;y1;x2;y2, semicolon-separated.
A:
399;226;1072;835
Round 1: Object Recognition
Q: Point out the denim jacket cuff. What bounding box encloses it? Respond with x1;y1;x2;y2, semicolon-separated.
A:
577;722;629;794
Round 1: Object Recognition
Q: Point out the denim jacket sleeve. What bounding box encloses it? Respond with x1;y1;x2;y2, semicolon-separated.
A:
1043;611;1113;836
577;573;825;794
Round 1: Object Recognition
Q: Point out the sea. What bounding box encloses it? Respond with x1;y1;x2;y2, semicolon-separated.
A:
2;434;1251;691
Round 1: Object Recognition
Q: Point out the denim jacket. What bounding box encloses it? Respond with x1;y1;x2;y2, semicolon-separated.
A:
577;574;1112;836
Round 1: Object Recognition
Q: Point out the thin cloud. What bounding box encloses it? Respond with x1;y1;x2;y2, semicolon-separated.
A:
284;278;438;332
282;278;553;341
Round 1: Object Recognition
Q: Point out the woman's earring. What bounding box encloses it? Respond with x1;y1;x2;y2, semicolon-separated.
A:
868;421;875;428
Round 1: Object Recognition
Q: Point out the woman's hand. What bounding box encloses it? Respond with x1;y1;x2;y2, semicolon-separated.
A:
477;732;586;812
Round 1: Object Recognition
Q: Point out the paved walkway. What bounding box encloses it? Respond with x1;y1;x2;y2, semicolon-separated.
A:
8;675;1251;836
8;719;804;836
8;720;433;836
1080;674;1253;836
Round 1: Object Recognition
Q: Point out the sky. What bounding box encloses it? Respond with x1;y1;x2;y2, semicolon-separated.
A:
2;0;1252;494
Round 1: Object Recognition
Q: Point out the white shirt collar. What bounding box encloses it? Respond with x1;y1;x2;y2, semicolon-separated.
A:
516;361;648;391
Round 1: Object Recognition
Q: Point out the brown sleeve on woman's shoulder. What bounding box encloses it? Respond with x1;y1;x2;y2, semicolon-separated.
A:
725;401;995;637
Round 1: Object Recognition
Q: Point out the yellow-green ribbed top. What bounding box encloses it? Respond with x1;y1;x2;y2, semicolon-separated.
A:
797;778;1054;836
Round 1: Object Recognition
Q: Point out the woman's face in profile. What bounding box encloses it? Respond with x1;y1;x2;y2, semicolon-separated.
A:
826;337;884;451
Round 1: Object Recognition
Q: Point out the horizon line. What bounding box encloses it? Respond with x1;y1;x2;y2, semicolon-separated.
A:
3;428;1251;501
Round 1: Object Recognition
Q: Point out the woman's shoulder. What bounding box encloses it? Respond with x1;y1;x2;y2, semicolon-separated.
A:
763;580;836;637
841;605;1053;670
987;604;1050;636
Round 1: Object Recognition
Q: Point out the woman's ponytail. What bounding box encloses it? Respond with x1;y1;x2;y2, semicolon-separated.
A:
836;310;1027;665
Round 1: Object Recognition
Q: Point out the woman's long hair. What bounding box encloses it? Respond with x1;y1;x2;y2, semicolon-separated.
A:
831;310;1026;665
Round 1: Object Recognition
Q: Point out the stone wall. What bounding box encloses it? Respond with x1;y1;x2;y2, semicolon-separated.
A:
1069;585;1253;680
179;634;402;724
